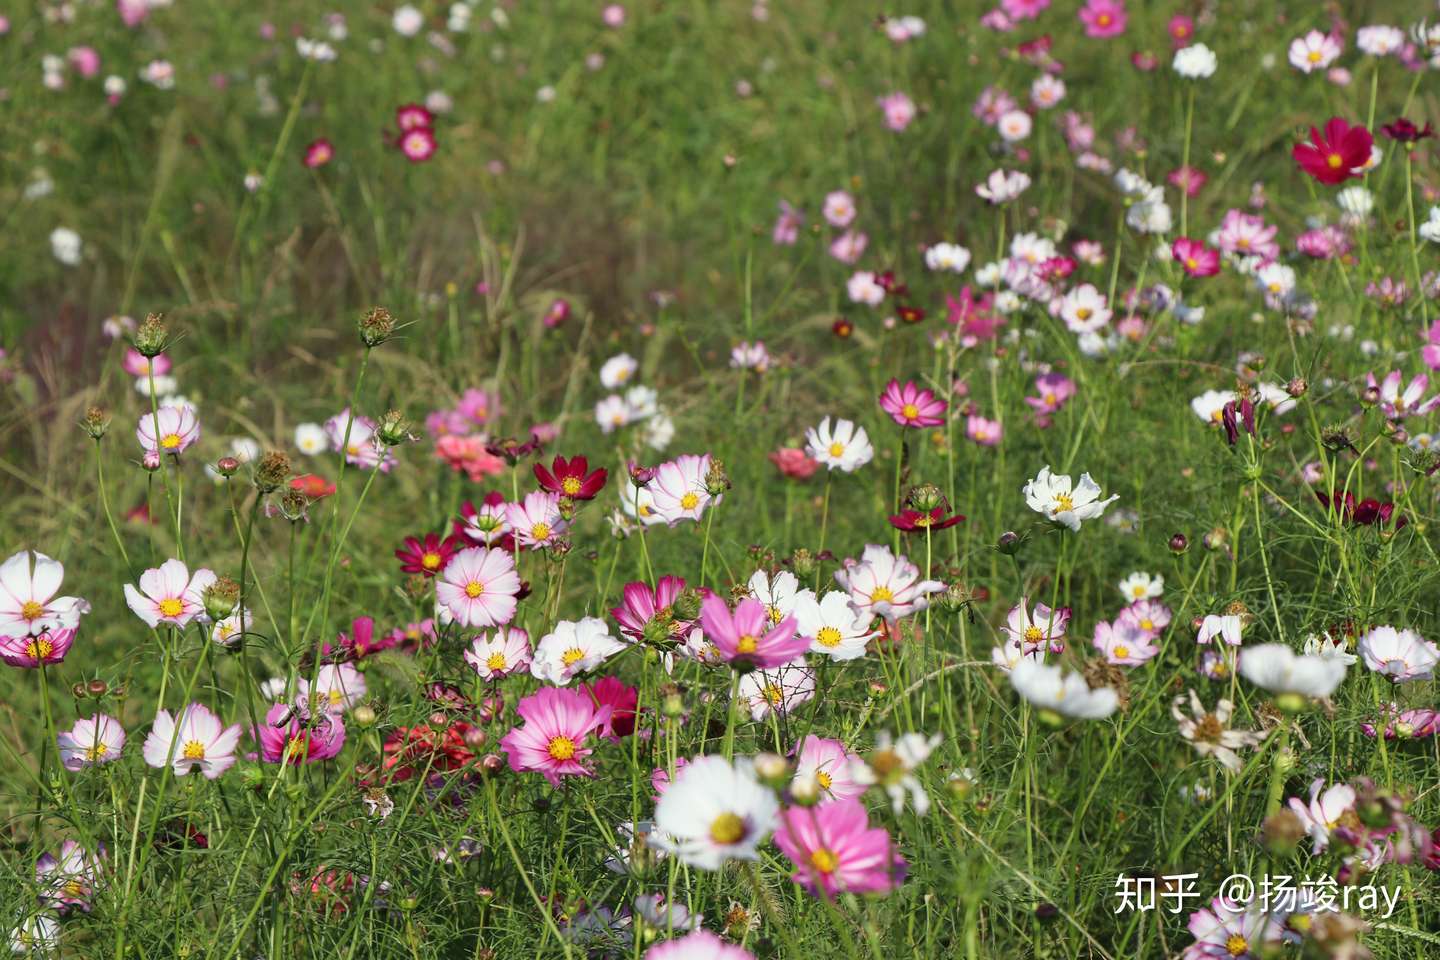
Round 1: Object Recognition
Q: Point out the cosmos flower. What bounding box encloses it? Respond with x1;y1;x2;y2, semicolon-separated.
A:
877;92;916;131
793;735;866;802
0;552;88;642
534;455;608;500
1093;619;1159;666
848;731;940;815
464;627;533;681
1077;0;1127;39
395;531;463;578
436;547;522;628
822;190;857;227
736;661;816;720
1173;691;1264;772
123;559;217;629
0;627;75;668
699;595;807;669
302;138;334;168
1365;370;1440;419
323;409;394;472
35;841;104;914
1182;897;1284;959
1288;30;1342;73
1010;660;1118;719
1172;43;1216;78
1196;614;1243;646
1172;237;1220;277
1287;779;1357;853
833;544;944;623
142;703;243;779
1357;626;1439;681
252;702;345;764
651;755;779;870
1238;643;1347;698
643;929;755;960
793;591;874;661
879;379;946;428
57;714;126;770
1024;373;1076;416
531;618;626;685
1293;118;1372;186
1022;466;1119;531
804;417;874;472
506;491;568;550
298;663;367;715
499;686;613;787
975;169;1030;204
648;454;720;525
136;404;200;456
773;799;907;897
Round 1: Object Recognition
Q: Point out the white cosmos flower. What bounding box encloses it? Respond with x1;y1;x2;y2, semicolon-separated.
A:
1190;389;1236;424
142;703;242;779
924;242;971;273
736;661;816;720
298;663;367;714
1288;29;1342;74
794;591;875;660
531;617;626;685
849;731;940;815
618;480;665;527
650;755;779;870
0;550;89;638
833;544;944;623
600;352;639;389
1356;25;1403;57
294;422;328;455
1287;779;1357;854
123;559;217;629
996;109;1032;143
595;394;631;433
746;570;812;625
1117;572;1163;602
49;227;82;266
1357;625;1439;682
1059;284;1110;333
392;4;424;36
1197;614;1244;647
975;169;1030;204
804;417;874;472
1010;659;1118;719
1238;643;1347;697
1023;466;1119;531
1418;207;1440;244
1256;262;1296;297
1172;43;1217;78
1302;631;1357;666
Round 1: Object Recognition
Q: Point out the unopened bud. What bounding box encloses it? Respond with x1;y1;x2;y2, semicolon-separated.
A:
1169;533;1189;554
216;456;241;478
1261;808;1306;856
673;589;702;622
1286;377;1307;399
753;753;789;784
463;728;487;750
789;773;822;806
358;307;396;347
789;548;815;578
704;458;731;497
376;410;413;447
351;704;377;727
86;679;109;697
481;753;504;774
996;531;1022;555
1203;527;1227;550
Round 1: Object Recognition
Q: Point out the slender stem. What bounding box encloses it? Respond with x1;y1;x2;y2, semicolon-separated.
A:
93;439;131;571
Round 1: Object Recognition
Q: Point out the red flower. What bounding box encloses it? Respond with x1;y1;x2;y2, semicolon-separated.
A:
395;103;435;132
1381;118;1435;143
302;138;334;169
291;473;336;499
888;506;965;532
380;722;477;782
897;304;926;324
832;317;854;338
1172;237;1220;277
1293;118;1372;185
534;455;608;500
583;676;638;739
395;531;463;577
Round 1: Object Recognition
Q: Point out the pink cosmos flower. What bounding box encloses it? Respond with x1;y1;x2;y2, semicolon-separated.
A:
1287;778;1357;853
303;138;334;168
877;92;916;131
1289;29;1343;74
822;190;857;228
506;490;568;550
644;930;754;960
252;702;346;764
142;703;242;779
583;675;638;739
1167;14;1194;47
36;841;104;914
57;714;126;770
0;550;88;638
1172;237;1220;277
1092;619;1160;666
648;454;720;525
498;686;612;787
396;103;435;132
879;378;946;428
1116;599;1171;637
122;348;170;377
437;547;522;627
829;229;868;264
1214;209;1279;262
123;558;217;629
972;87;1017;126
833;544;944;623
1295;226;1351;260
793;735;866;802
1167;165;1207;197
1182;896;1283;959
464;627;533;680
298;663;367;715
398;126;437;162
699;594;808;669
772;200;803;245
0;627;74;667
1024;373;1076;415
965;414;1003;446
1422;319;1440;372
136;404;200;456
773;799;907;896
1000;598;1070;655
118;0;150;28
1366;371;1440;419
612;575;692;643
1001;0;1050;21
1078;0;1127;38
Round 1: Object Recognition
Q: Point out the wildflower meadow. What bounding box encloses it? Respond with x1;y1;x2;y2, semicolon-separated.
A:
6;1;1440;957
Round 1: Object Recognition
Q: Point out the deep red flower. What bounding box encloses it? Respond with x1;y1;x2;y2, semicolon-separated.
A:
1293;118;1372;185
583;676;638;739
1381;118;1436;143
395;531;463;577
888;506;965;532
291;473;336;499
380;722;478;782
1315;489;1407;530
533;455;608;500
832;317;854;338
897;304;926;324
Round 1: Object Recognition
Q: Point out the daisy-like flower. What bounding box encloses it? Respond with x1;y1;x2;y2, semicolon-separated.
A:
1365;370;1440;419
531;617;626;685
1302;631;1357;666
975;169;1031;204
1183;897;1284;960
395;531;463;578
736;661;816;720
1116;599;1171;637
9;913;60;954
1093;619;1159;666
1357;625;1439;681
879;379;946;428
123;558;217;629
773;799;907;897
252;702;346;765
209;606;250;647
1172;43;1217;78
804;417;874;472
1000;598;1069;655
398;126;436;162
793;735;866;802
142;703;242;779
1293;117;1372;186
1117;572;1163;602
1059;283;1111;333
612;575;694;643
1238;643;1347;698
966;415;1002;445
747;570;813;626
57;714;126;770
534;455;608;500
651;755;779;870
822;190;856;227
1173;237;1220;277
633;894;701;934
1356;25;1404;57
1287;779;1357;854
1022;466;1119;531
877;91;916;131
644;929;755;960
464;627;532;680
1078;0;1127;38
1196;613;1243;646
35;840;104;914
996;109;1032;142
459;492;512;546
323;408;394;471
619;480;666;527
600;352;639;388
1011;660;1119;719
699;595;808;669
299;662;367;715
924;242;971;273
135;404;200;456
302;138;333;168
505;490;568;550
648;454;719;525
0;627;74;667
436;547;521;627
833;544;944;623
1172;691;1265;772
1190;389;1236;424
1288;29;1342;73
849;731;940;815
847;270;886;306
793;591;874;661
499;686;613;787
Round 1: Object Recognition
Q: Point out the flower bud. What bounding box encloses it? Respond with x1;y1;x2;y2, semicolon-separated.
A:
202;576;240;622
704;458;731;496
358;306;396;347
789;773;822;807
788;548;816;578
481;753;504;774
351;704;377;727
673;589;702;622
71;682;88;700
1203;527;1227;550
278;487;310;522
662;690;685;718
996;531;1022;555
87;679;109;697
1169;533;1189;554
1261;808;1307;857
376;410;413;447
1360;385;1381;407
1286;377;1308;399
133;313;170;358
142;449;161;472
753;752;790;784
216;456;241;478
82;405;111;440
252;451;291;492
463;727;487;751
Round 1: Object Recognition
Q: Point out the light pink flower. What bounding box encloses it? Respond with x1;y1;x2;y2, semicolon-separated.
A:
123;558;217;629
136;404;200;456
499;686;612;786
437;547;522;627
142;703;242;779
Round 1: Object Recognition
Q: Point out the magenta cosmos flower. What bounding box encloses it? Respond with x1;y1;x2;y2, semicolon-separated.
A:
0;627;74;667
612;575;693;644
142;703;242;779
498;686;613;787
136;404;201;456
1078;0;1127;38
699;594;808;669
793;735;866;802
123;558;217;629
879;378;947;428
644;930;755;960
773;799;907;896
252;702;346;764
437;547;521;627
1172;237;1220;277
0;550;88;638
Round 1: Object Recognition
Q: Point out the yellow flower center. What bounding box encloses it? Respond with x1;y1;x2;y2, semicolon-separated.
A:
529;521;551;542
816;626;843;648
561;477;582;495
1140;618;1154;631
766;605;784;625
182;740;206;761
27;637;54;659
1225;935;1248;957
1307;50;1322;63
710;812;746;845
680;492;700;510
1023;626;1043;644
1326;153;1343;169
871;586;894;603
901;403;920;420
1043;392;1056;405
562;647;586;666
421;552;441;570
1096;13;1111;26
809;847;839;874
547;736;577;761
465;581;485;598
486;652;507;671
762;683;784;705
85;742;109;761
20;600;44;621
161;432;182;450
1053;494;1075;513
828;442;845;457
286;735;307;758
158;598;184;618
1114;645;1131;659
815;769;833;790
63;880;86;898
328;689;343;706
736;635;758;654
1076;307;1092;320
